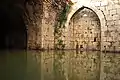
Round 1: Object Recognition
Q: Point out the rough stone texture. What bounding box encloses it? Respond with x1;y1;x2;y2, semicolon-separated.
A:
25;0;65;50
25;0;120;51
95;0;120;52
41;2;56;49
64;0;120;51
66;8;101;50
24;0;43;49
41;0;66;49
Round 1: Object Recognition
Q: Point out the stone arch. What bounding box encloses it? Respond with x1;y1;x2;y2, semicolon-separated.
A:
66;5;106;30
65;4;106;51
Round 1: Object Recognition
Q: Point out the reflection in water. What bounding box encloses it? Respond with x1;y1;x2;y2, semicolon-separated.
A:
0;50;120;80
39;51;100;80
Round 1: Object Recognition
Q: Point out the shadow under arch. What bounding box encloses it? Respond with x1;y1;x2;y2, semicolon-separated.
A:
0;6;27;50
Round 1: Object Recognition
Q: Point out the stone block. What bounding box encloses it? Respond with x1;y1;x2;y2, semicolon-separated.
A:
107;4;113;10
102;41;110;48
110;9;117;15
113;41;119;46
101;36;107;41
112;36;118;41
115;4;120;9
114;20;120;25
117;8;120;14
106;14;113;20
113;14;120;20
113;0;119;4
108;25;115;31
107;36;113;41
107;20;114;26
100;1;108;7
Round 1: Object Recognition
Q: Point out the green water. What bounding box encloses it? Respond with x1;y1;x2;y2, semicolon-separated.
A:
0;50;120;80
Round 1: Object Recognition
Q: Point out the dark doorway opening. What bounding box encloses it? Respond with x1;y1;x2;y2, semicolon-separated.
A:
0;7;27;50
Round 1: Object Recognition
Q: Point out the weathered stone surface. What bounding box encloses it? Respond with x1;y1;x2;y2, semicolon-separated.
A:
110;9;117;15
24;0;120;51
67;8;101;50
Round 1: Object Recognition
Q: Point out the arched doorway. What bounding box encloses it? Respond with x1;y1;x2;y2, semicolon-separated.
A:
69;7;101;50
0;7;27;50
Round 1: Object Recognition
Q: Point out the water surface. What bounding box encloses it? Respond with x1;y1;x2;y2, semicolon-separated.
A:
0;50;120;80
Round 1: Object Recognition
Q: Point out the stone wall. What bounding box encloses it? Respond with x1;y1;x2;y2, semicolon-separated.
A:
26;0;120;51
99;1;120;52
25;0;43;49
64;0;120;51
25;0;66;50
41;2;56;49
65;8;101;50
